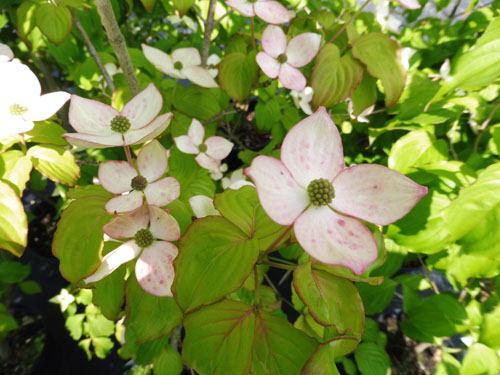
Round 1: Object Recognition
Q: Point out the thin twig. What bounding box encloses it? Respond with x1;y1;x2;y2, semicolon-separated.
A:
417;254;440;295
448;119;459;160
95;0;140;96
278;269;292;286
215;9;233;25
328;0;371;44
263;273;294;309
201;0;217;67
203;102;237;125
250;18;256;50
261;261;295;270
449;0;462;19
473;96;500;152
72;10;115;93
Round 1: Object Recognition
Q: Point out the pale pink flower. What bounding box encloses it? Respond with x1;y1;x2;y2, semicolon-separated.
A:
63;83;172;148
174;118;233;173
245;107;427;275
141;44;218;88
99;140;180;213
0;62;70;139
256;25;321;91
86;205;180;297
226;0;290;24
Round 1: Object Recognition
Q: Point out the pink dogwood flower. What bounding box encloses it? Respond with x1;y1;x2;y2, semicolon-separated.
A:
245;107;427;275
174;118;233;173
63;83;172;148
85;205;180;297
0;62;70;140
226;0;290;24
99;140;180;213
141;44;218;88
256;25;321;91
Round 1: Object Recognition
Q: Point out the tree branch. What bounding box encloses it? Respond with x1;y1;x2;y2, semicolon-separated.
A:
328;0;370;44
72;10;115;93
95;0;140;96
201;0;217;67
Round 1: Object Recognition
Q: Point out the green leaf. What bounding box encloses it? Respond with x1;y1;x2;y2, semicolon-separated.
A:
140;0;156;11
0;313;19;337
213;186;289;251
66;314;85;340
293;262;364;338
35;2;72;45
325;53;364;107
401;294;467;342
479;305;500;349
302;338;359;375
357;278;397;315
153;345;183;375
352;32;406;107
444;163;500;241
351;73;377;117
171;0;193;16
172;84;221;121
388;131;448;174
354;343;391;375
0;181;28;257
52;195;112;283
19;280;42;294
255;98;281;132
0;150;33;195
86;308;115;337
311;44;341;108
92;337;114;359
92;261;126;321
183;299;317;375
16;0;37;39
172;216;259;313
460;343;499;375
219;52;259;102
431;17;500;102
435;352;461;375
125;273;182;343
0;261;30;283
23;121;67;146
28;144;80;186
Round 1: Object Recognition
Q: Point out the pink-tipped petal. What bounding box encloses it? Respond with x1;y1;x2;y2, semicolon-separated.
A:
141;44;175;76
294;206;378;275
121;83;163;129
188;119;205;147
195;153;220;172
286;33;321;68
245;155;309;225
331;164;428;225
98;161;138;194
103;205;149;238
205;136;233;160
182;66;219;88
172;48;202;68
226;0;255;16
254;0;290;24
135;241;178;297
395;0;421;9
26;92;70;121
105;191;143;214
137;140;167;182
62;132;124;148
86;240;141;284
278;64;307;91
148;206;181;241
123;113;172;145
174;135;198;154
281;107;344;188
68;95;118;135
144;177;180;208
256;52;280;79
261;25;287;58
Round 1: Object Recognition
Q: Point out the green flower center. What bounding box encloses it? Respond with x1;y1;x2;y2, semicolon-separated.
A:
131;175;148;191
110;115;131;133
134;228;154;248
174;61;183;70
248;0;258;3
277;54;288;64
307;178;335;206
9;104;28;116
198;143;207;153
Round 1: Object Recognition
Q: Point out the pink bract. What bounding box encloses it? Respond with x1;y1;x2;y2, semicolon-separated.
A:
63;83;172;148
174;118;233;174
85;205;180;297
225;0;290;24
256;25;321;91
245;107;427;275
99;140;180;214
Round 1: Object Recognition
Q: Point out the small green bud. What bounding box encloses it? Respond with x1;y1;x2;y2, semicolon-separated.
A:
110;115;131;133
198;143;208;153
307;178;335;206
134;228;154;248
277;54;288;64
131;175;148;191
174;61;183;70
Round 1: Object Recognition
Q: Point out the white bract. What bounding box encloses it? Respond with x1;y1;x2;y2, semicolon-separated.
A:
290;86;314;115
0;62;70;140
